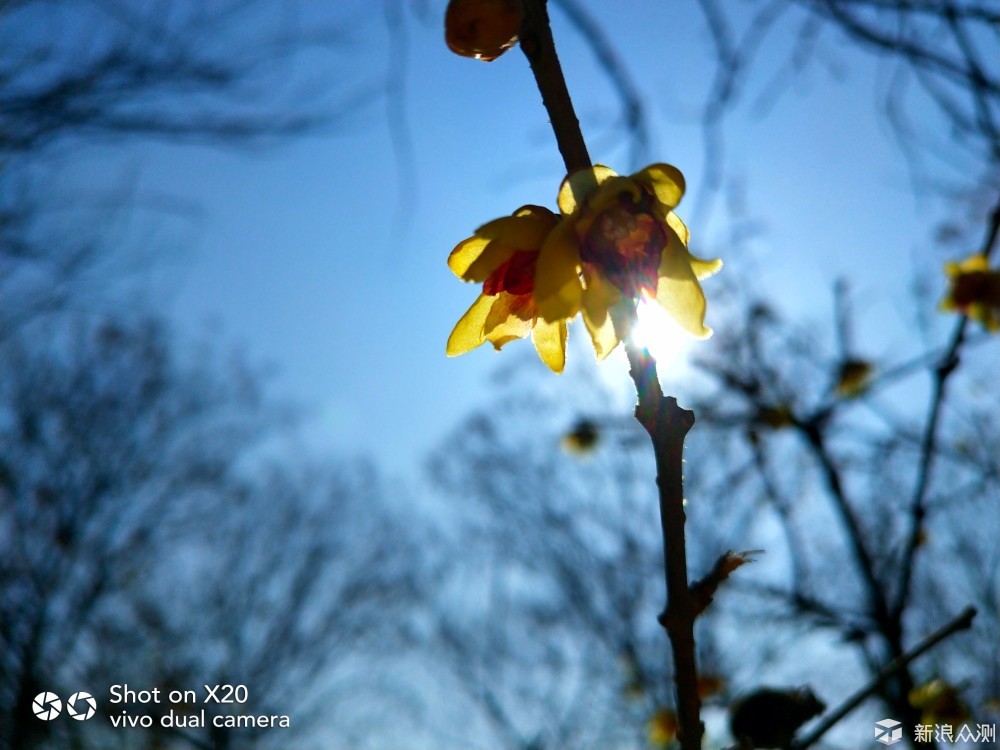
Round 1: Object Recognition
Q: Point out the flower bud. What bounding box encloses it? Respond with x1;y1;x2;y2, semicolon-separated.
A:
445;0;522;61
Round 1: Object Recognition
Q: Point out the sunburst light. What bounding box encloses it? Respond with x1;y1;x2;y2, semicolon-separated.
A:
630;294;695;367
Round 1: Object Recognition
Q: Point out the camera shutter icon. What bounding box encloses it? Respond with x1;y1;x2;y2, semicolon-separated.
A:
66;692;97;721
875;718;903;745
32;692;62;721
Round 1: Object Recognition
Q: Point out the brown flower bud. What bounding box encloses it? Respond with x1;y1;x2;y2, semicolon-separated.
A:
445;0;522;61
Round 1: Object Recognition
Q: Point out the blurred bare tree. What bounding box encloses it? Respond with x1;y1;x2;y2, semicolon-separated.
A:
0;0;366;155
0;3;416;750
674;2;1000;743
0;0;371;333
683;278;999;748
687;0;999;212
0;313;420;750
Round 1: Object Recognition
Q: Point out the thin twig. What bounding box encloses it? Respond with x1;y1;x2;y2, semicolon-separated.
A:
797;413;922;729
798;419;890;631
518;0;590;173
790;606;977;750
894;196;1000;620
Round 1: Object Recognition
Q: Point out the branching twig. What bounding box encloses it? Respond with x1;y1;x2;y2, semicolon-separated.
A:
790;606;977;750
798;419;890;630
893;196;1000;618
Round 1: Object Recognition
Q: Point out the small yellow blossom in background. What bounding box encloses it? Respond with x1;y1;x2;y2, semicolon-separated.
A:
647;707;678;746
909;679;970;728
447;205;569;372
940;254;1000;331
835;358;873;397
754;404;794;429
534;164;722;359
561;418;600;454
618;648;645;699
697;674;726;700
445;0;522;61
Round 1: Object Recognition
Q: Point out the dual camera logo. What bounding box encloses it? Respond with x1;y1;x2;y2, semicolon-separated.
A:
32;691;97;721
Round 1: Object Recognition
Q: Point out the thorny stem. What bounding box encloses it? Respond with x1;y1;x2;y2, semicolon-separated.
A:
519;3;703;747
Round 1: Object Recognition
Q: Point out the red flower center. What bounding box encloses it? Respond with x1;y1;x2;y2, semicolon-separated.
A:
580;190;666;297
483;250;537;296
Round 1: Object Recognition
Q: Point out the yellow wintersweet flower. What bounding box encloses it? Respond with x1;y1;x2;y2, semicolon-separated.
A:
647;707;678;746
940;254;1000;331
836;358;874;397
561;418;600;454
534;164;722;359
909;679;970;729
447;205;569;372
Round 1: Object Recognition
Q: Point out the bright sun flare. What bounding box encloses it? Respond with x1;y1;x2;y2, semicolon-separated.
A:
630;295;694;366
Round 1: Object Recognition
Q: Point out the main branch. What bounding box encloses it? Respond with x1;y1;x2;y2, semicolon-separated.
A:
627;341;703;750
519;0;590;173
519;4;703;746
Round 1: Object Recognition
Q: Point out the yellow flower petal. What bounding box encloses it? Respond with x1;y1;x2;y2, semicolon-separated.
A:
557;165;618;214
448;237;515;282
946;254;989;277
531;318;567;373
581;269;623;359
448;206;556;282
535;222;584;322
476;206;556;248
586;176;642;213
970;303;1000;330
666;211;690;247
513;204;558;221
655;235;712;339
609;297;636;340
483;292;534;348
633;163;685;211
447;294;495;355
691;253;723;280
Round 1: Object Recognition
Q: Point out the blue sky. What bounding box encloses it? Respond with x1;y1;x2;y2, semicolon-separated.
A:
57;1;958;474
